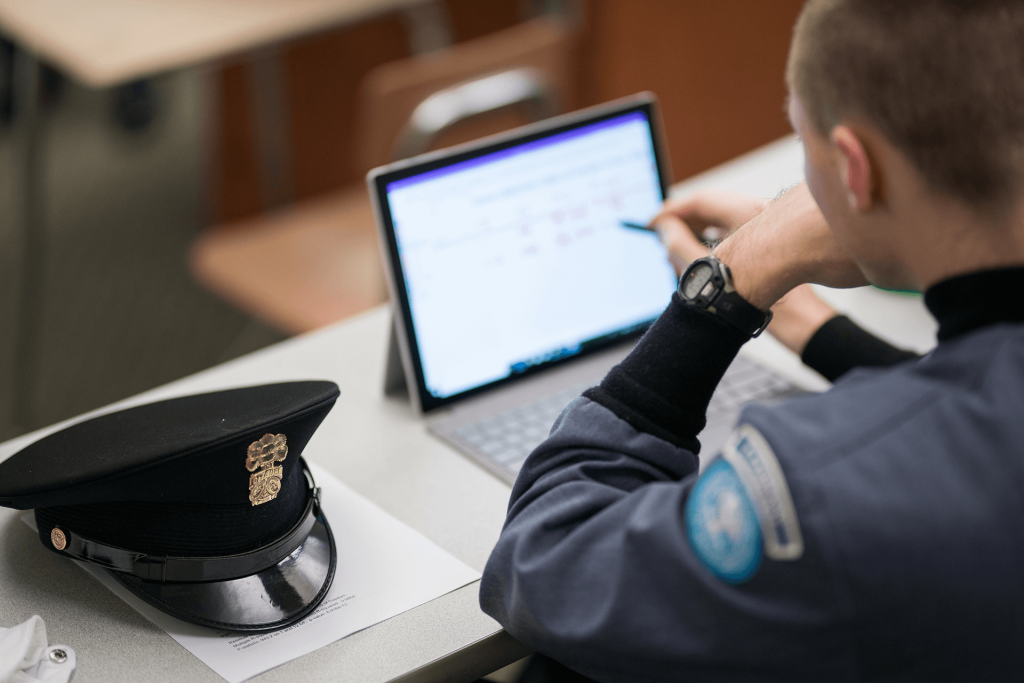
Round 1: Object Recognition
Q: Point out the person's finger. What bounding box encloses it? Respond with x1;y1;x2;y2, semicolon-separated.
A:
653;214;710;275
653;206;713;237
660;189;768;231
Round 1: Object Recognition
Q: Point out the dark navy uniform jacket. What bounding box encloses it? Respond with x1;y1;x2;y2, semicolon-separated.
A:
480;268;1024;682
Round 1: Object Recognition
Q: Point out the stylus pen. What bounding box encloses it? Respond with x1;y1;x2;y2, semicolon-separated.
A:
621;220;657;232
623;218;720;246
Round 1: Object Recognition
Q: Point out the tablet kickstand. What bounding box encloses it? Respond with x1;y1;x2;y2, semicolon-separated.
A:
383;316;409;397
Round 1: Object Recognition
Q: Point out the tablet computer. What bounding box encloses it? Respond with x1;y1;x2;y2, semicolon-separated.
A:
368;93;676;414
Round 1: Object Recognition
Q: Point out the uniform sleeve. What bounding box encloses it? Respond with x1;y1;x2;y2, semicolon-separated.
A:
480;296;854;682
801;315;921;382
580;293;749;455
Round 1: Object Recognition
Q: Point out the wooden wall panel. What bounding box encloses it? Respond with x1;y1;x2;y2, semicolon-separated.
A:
213;62;263;221
445;0;522;42
579;0;805;183
284;15;410;201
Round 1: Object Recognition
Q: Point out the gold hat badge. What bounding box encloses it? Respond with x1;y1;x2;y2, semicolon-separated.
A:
246;433;288;506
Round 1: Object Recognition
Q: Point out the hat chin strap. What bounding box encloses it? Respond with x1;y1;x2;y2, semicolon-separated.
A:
47;464;322;583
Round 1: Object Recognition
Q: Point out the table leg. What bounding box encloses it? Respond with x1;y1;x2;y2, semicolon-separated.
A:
12;49;43;433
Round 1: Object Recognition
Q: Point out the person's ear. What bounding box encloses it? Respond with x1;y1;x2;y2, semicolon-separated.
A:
830;126;873;212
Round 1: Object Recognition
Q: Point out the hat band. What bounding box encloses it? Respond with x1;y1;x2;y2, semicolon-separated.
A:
48;468;322;583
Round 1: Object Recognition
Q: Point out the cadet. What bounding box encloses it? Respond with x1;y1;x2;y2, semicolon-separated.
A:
481;0;1024;680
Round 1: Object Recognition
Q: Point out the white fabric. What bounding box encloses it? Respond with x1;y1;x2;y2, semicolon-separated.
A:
0;616;76;683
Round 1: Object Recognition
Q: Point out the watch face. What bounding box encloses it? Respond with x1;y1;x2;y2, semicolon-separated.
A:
681;262;714;300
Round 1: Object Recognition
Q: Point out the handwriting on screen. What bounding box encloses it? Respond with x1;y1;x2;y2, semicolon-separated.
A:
387;113;678;399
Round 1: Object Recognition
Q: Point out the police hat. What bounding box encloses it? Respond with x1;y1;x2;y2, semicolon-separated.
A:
0;381;340;633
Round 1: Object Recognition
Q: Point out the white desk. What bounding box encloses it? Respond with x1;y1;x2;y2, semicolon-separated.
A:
0;135;938;682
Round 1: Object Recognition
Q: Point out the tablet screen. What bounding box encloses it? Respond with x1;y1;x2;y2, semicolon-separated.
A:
381;106;677;405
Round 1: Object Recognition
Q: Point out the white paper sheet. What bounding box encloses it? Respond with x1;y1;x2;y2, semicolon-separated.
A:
23;463;481;683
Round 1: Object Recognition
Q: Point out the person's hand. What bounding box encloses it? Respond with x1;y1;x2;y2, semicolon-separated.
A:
766;284;837;355
660;189;768;239
652;190;769;275
650;186;845;353
713;182;867;310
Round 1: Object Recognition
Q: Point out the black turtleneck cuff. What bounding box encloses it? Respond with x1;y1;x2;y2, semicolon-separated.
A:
801;315;920;383
584;293;748;454
925;267;1024;341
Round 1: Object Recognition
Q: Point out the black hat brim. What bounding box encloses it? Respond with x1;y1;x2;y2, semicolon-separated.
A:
108;510;337;632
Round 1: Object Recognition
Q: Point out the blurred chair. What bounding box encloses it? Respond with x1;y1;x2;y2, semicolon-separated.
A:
190;16;575;335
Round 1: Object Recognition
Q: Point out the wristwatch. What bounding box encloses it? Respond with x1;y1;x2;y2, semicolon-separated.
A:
677;255;773;337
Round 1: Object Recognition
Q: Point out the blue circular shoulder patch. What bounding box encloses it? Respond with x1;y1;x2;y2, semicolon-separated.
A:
685;459;763;584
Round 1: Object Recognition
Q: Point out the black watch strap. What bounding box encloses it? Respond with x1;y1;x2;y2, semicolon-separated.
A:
712;289;773;337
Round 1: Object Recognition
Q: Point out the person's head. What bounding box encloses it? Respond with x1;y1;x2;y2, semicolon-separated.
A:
786;0;1024;288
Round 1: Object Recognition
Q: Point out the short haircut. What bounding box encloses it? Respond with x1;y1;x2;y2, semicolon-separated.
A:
787;0;1024;207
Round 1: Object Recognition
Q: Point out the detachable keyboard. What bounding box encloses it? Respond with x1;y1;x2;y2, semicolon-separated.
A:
433;355;807;485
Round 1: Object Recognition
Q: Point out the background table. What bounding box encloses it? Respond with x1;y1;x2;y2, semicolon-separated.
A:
0;135;938;683
0;0;431;87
